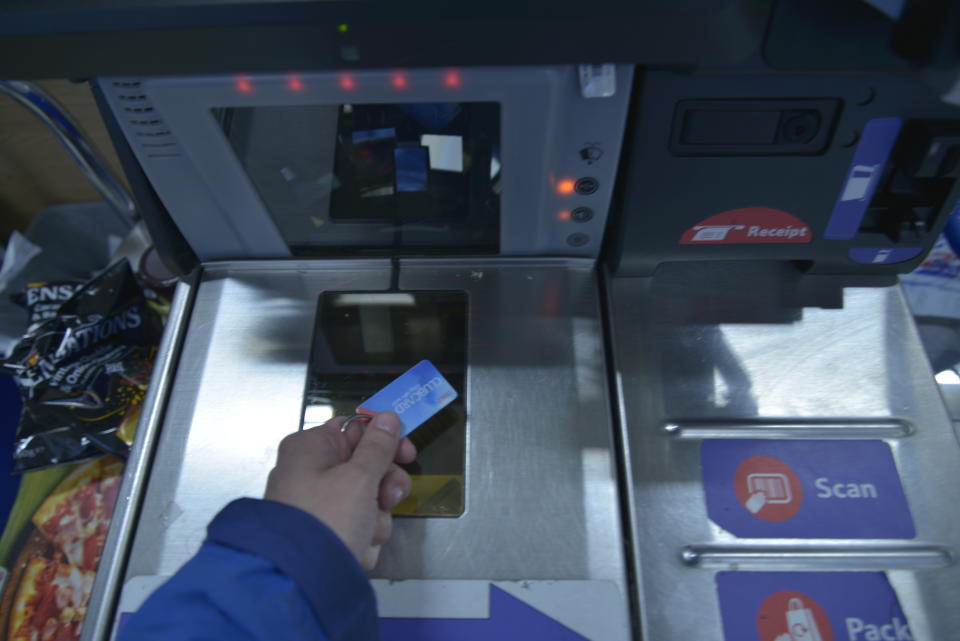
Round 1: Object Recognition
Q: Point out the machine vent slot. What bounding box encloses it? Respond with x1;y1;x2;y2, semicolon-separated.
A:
110;80;181;158
128;116;179;153
139;138;179;155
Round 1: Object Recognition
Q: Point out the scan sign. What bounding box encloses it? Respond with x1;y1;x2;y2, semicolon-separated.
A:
701;440;914;538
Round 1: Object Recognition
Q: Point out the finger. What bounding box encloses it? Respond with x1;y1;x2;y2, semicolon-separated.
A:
277;416;350;470
360;545;382;571
347;420;411;463
378;464;412;511
371;510;393;546
395;437;417;465
350;411;402;479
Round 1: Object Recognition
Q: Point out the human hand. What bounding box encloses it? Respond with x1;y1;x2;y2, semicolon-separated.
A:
264;411;417;570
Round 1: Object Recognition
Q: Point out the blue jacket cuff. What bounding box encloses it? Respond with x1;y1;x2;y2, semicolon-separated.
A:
207;498;379;641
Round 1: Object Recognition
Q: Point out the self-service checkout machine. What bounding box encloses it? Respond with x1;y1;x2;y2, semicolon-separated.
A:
606;70;960;640
77;59;960;641
81;66;638;641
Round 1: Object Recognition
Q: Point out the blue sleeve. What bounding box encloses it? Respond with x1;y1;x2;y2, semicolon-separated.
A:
118;498;379;641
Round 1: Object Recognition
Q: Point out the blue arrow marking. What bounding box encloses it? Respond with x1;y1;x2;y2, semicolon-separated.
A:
379;584;589;640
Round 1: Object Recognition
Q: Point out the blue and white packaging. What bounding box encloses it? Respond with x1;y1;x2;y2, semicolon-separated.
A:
901;235;960;320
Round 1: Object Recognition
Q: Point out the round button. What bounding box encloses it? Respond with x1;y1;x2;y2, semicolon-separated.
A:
574;177;599;195
839;130;860;148
780;113;820;144
571;207;594;223
566;233;590;247
856;86;876;106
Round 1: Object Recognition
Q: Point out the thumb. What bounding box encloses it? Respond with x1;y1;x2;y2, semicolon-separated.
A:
350;411;402;480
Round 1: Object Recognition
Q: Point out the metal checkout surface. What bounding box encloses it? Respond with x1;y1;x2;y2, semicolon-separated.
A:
89;66;636;641
31;6;959;640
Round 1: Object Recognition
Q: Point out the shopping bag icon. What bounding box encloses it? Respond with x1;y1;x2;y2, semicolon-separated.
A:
785;597;824;641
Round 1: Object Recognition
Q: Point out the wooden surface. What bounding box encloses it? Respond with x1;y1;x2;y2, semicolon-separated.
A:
0;80;127;243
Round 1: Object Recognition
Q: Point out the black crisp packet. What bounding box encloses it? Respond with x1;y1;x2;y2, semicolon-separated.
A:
2;261;165;472
12;280;84;328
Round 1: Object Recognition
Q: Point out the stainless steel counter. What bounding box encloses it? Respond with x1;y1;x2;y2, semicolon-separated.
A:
607;267;960;641
99;258;630;640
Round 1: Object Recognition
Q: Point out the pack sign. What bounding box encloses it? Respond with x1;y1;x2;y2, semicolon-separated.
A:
717;572;914;641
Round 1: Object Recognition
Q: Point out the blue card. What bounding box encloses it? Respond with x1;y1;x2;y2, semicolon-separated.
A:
357;360;458;437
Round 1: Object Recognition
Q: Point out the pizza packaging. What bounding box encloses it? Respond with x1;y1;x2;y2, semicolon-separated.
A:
0;457;123;641
2;261;165;472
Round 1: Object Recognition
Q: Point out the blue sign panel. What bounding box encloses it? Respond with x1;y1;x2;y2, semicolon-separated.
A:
380;585;587;640
701;440;914;538
848;247;923;265
717;572;913;641
825;117;903;240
